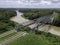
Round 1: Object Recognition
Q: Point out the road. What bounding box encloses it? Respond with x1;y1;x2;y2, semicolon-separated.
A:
0;32;27;45
0;30;16;38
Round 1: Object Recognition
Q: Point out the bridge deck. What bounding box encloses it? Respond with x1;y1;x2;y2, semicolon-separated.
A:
15;16;54;32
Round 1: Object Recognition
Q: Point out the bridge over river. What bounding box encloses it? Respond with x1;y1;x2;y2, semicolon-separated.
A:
11;10;60;36
15;12;54;32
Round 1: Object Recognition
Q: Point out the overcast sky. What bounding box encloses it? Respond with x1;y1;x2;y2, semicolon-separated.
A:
0;0;60;8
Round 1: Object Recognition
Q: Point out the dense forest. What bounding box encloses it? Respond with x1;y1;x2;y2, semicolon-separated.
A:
0;10;16;34
20;9;60;26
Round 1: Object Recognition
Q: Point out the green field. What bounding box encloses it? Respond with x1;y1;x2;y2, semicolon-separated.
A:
9;32;60;45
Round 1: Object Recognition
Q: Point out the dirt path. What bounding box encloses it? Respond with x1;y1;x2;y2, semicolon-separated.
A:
0;32;27;45
0;30;16;38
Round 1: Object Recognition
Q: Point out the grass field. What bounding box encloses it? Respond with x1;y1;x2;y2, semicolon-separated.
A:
9;32;60;45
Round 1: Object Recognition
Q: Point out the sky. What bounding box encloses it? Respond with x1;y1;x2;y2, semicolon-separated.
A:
0;0;60;8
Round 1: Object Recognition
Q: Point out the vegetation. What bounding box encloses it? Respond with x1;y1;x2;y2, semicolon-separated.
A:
52;12;60;26
22;9;53;20
0;10;16;33
17;27;31;32
9;31;60;45
0;10;16;21
7;27;60;45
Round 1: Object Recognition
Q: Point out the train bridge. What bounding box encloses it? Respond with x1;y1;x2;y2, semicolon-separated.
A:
15;16;54;32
